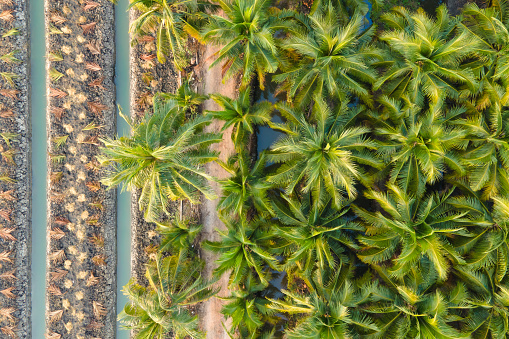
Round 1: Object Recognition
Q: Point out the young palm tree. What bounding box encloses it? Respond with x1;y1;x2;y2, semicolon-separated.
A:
201;0;292;89
456;104;509;199
99;95;221;221
272;193;361;280
374;5;480;108
354;184;467;281
207;87;273;148
364;269;470;338
203;214;279;287
129;0;214;69
268;99;381;209
269;267;378;338
376;105;467;196
118;253;218;339
217;151;273;217
221;272;276;337
158;75;208;113
156;216;202;254
275;1;379;107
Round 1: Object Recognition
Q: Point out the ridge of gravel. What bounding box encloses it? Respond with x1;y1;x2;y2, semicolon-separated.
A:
44;0;116;338
0;0;31;337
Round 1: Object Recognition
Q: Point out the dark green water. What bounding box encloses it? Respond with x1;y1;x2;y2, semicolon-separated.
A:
30;0;47;336
115;2;132;338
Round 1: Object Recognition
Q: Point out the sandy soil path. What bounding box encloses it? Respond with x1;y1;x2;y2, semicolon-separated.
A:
198;44;238;339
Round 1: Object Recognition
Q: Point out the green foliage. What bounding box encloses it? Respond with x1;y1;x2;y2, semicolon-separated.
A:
156;216;203;253
207;87;273;148
99;94;221;221
0;50;21;64
201;0;292;89
275;1;379;107
129;0;215;69
119;253;219;339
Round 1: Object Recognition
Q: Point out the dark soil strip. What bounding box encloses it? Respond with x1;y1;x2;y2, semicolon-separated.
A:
44;0;116;338
0;0;31;337
128;8;181;287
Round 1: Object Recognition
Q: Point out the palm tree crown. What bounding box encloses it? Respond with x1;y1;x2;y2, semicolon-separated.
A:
99;95;221;221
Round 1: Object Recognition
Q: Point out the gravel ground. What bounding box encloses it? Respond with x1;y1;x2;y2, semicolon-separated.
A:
0;0;31;337
44;0;116;337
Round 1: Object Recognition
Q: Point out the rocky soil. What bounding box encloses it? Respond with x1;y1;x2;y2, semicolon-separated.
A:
0;0;31;337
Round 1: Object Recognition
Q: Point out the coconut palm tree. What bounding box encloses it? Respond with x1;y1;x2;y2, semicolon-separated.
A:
118;253;218;339
375;104;467;196
158;75;208;113
203;214;279;287
275;1;379;107
272;193;361;280
374;5;480;108
98;95;221;221
217;151;274;217
354;184;468;281
129;0;214;69
201;0;293;89
269;266;379;338
268;98;381;209
156;216;202;254
221;271;276;337
364;268;470;338
207;87;273;148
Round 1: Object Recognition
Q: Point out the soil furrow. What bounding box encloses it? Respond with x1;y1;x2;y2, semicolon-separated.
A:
0;0;31;337
44;1;116;338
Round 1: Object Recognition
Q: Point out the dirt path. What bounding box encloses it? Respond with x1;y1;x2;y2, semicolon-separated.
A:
198;43;238;339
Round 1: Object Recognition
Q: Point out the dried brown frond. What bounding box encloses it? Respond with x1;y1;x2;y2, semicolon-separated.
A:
50;106;65;120
0;227;16;241
85;41;100;55
85;159;100;172
48;284;63;296
48;249;66;263
88;76;104;90
138;35;155;43
49;227;65;240
0;269;16;281
89;234;104;248
85;62;102;72
80;135;99;145
92;255;106;266
0;0;14;6
49;88;67;98
86;181;101;192
0;307;15;321
0;110;14;118
1;148;16;165
0;287;15;299
0;209;11;222
50;12;66;25
0;190;14;201
81;22;97;35
86;320;103;330
0;251;12;263
92;301;107;319
87;101;107;115
54;216;70;226
86;272;100;287
50;172;63;184
0;89;19;100
0;10;14;22
49;192;65;202
136;92;153;110
45;332;61;339
83;0;101;10
49;269;68;282
1;325;17;338
140;54;156;61
49;309;63;323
